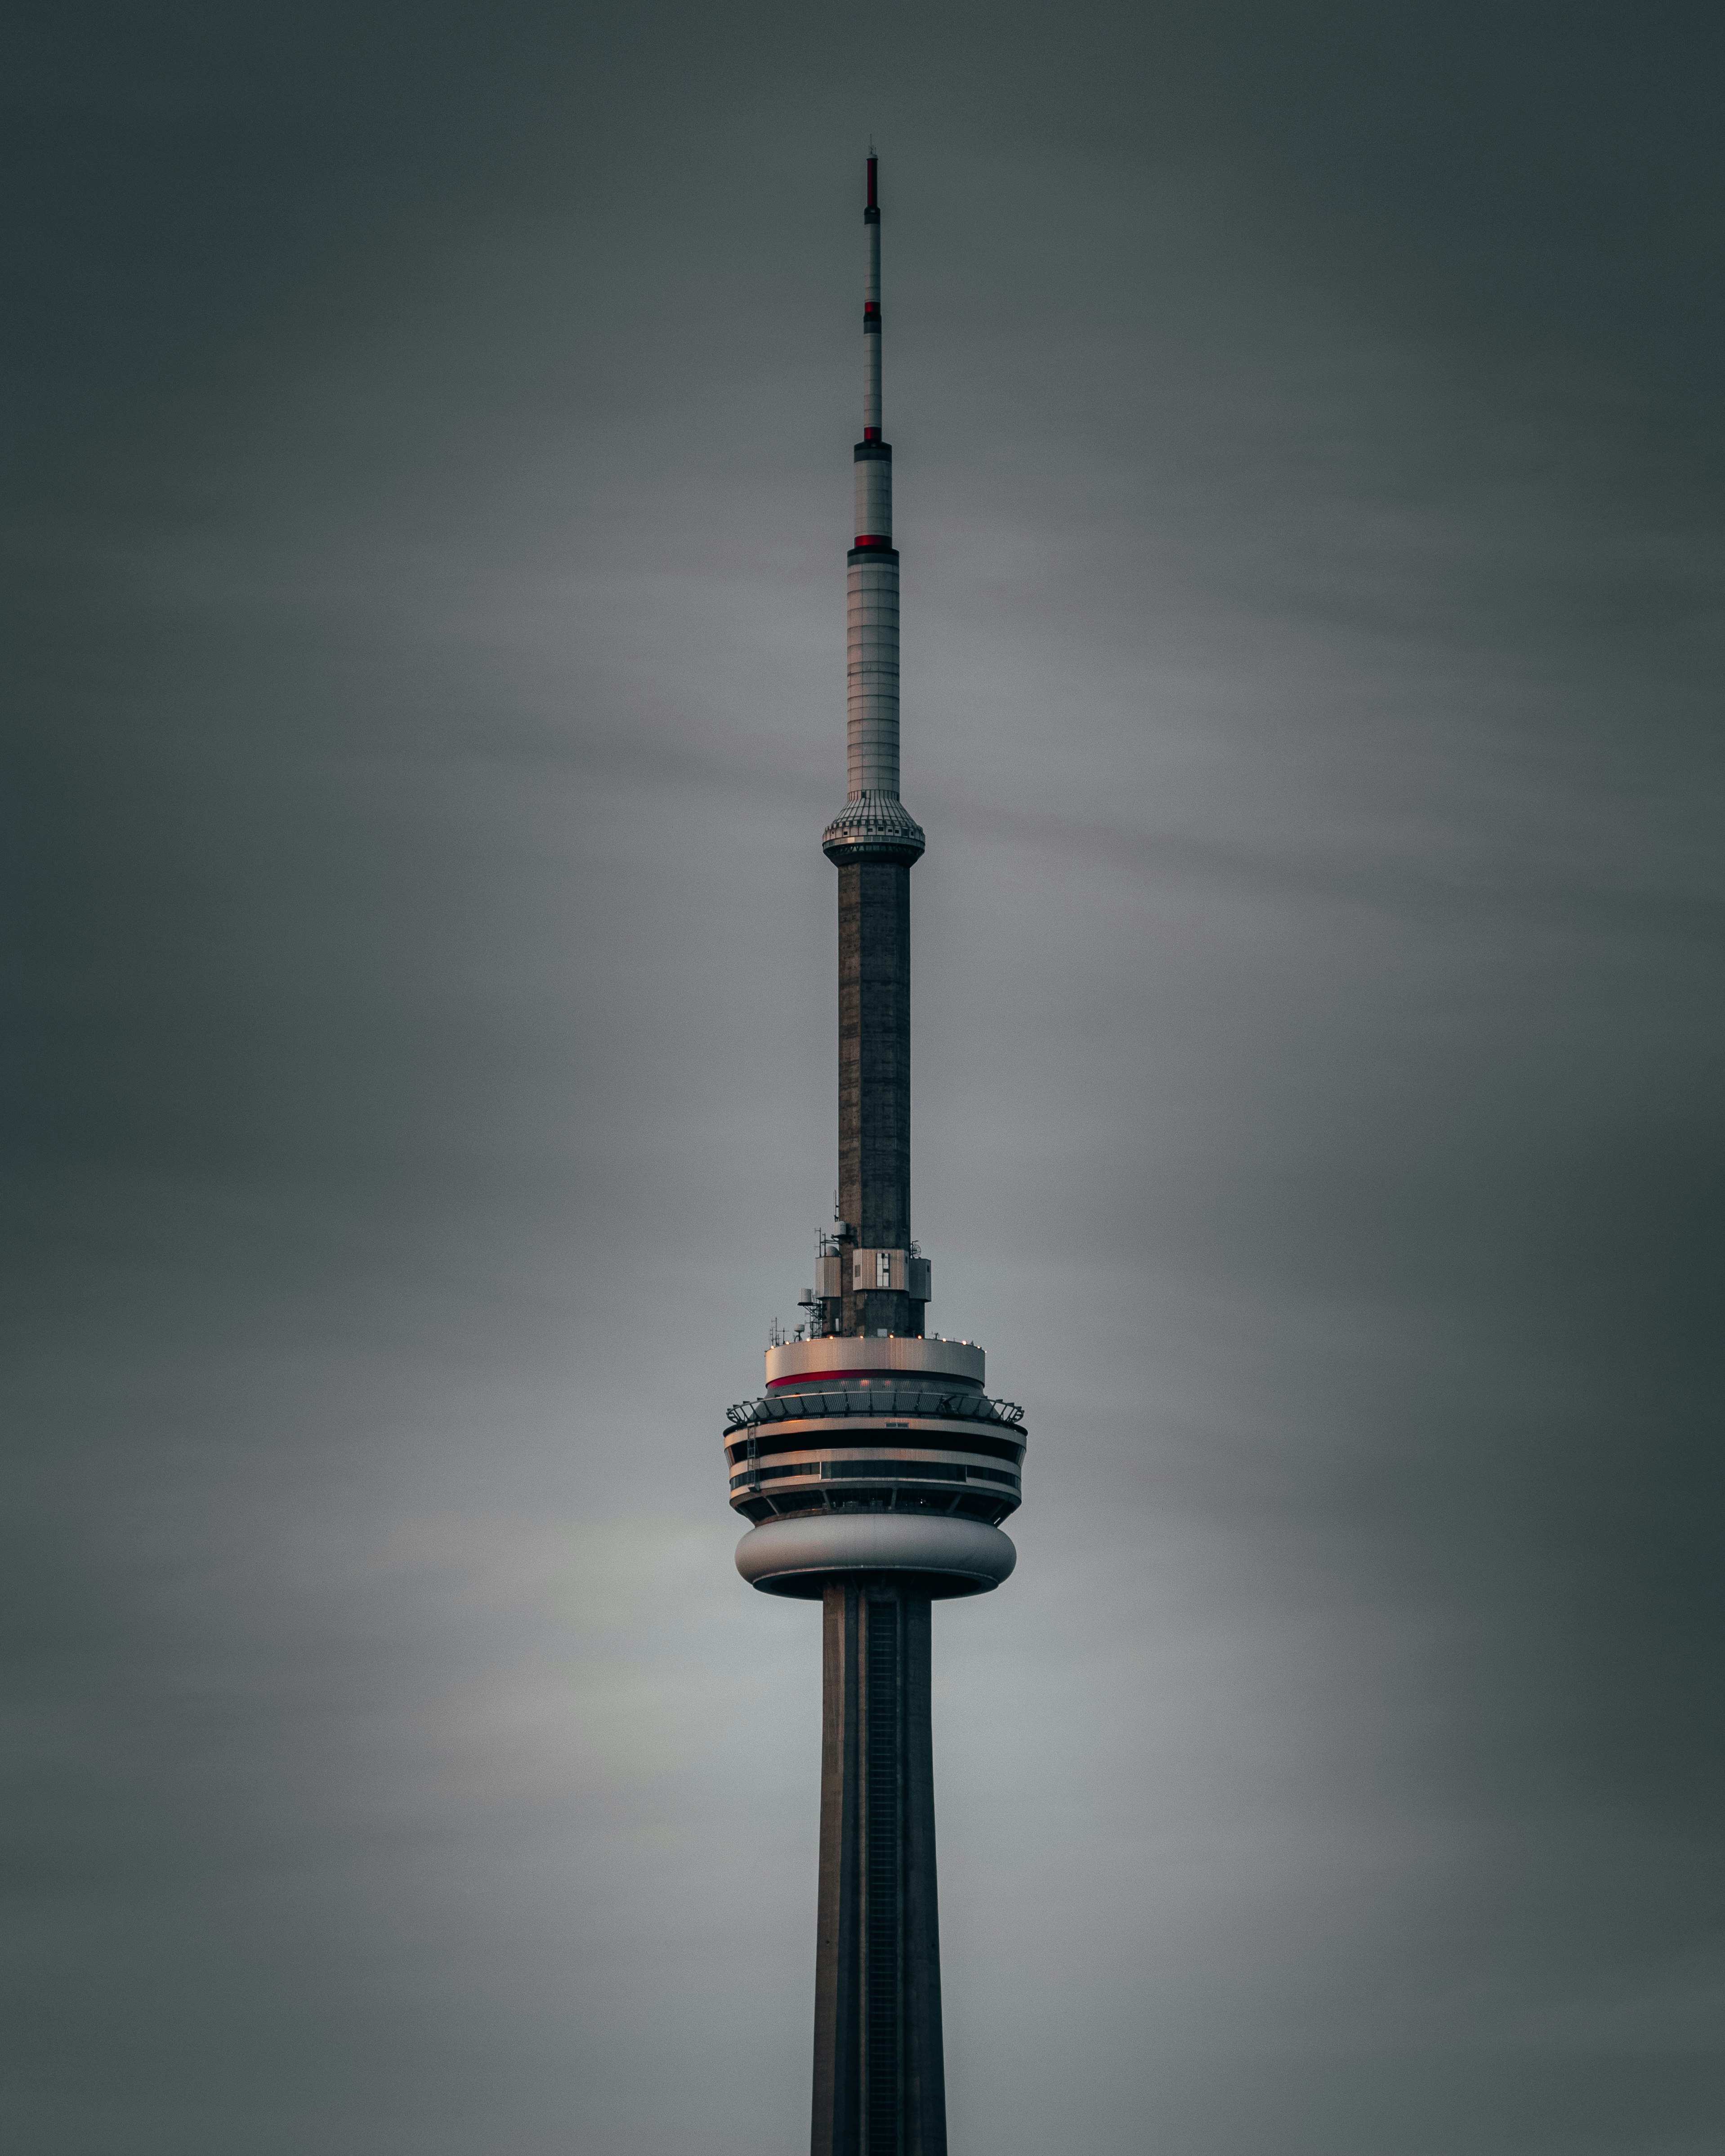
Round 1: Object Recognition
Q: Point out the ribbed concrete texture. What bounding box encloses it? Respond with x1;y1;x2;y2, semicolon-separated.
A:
838;860;912;1337
813;1581;947;2156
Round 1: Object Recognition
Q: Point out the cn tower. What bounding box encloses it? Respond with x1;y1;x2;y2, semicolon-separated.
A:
722;155;1025;2156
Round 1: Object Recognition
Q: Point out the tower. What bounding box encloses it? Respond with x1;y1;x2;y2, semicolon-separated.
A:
722;155;1025;2156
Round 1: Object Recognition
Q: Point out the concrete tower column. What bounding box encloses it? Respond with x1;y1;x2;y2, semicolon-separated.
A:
812;1581;946;2156
719;154;1024;2156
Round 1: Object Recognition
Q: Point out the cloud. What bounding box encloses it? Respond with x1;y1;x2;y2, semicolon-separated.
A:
3;4;1720;2150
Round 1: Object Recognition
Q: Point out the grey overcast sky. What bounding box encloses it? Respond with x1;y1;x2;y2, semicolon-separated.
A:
4;4;1721;2152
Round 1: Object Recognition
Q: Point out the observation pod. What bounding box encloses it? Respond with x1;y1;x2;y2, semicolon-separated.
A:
728;1336;1023;1598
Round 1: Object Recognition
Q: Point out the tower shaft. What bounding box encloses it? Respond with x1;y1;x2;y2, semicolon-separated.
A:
813;1580;947;2156
838;859;912;1333
721;152;1024;2156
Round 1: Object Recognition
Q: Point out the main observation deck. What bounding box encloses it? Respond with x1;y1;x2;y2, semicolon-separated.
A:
726;1335;1025;1598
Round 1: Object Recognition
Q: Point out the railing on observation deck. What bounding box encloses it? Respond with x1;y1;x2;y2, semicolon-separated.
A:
724;1387;1025;1440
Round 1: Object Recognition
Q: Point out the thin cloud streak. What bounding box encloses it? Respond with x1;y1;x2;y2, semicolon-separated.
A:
3;5;1721;2153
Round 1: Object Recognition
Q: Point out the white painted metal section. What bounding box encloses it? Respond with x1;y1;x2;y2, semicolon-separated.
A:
735;1512;1017;1594
847;554;899;797
853;454;892;541
844;172;900;804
